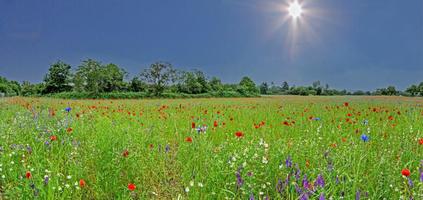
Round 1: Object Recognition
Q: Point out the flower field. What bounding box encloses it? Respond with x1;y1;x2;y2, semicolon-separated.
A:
0;96;422;199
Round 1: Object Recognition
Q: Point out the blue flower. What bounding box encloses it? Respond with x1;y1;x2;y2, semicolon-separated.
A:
313;117;321;121
361;134;369;142
65;107;71;112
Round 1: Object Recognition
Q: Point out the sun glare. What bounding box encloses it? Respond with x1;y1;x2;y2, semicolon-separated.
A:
288;1;303;19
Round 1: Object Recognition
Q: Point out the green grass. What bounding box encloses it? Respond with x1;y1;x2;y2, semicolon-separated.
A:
0;96;422;199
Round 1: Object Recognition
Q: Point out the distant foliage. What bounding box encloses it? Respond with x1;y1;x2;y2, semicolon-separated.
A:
2;59;422;98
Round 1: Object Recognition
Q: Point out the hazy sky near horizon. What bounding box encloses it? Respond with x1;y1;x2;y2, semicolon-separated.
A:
0;0;422;91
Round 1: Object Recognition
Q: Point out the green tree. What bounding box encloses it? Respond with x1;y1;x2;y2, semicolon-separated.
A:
74;59;103;93
238;76;258;94
129;77;147;92
140;62;177;95
405;84;419;96
209;77;223;92
100;63;127;92
386;86;397;95
43;61;73;94
281;81;289;91
259;82;269;94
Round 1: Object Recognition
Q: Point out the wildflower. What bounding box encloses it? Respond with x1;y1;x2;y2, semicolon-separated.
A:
402;168;410;177
165;144;170;153
315;174;325;188
79;179;86;188
302;175;309;189
235;131;244;138
356;190;360;200
285;156;292;168
249;193;255;200
25;171;31;179
407;177;413;188
319;193;325;200
122;150;129;157
128;183;136;191
185;137;193;143
419;138;423;145
191;122;195;129
344;102;349;107
363;120;369;125
65;107;71;112
214;121;218;127
66;127;73;133
361;134;369;142
313;117;321;121
235;167;244;188
50;135;57;141
44;175;49;185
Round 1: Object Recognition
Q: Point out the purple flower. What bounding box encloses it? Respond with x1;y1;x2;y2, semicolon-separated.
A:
302;175;309;189
319;193;325;200
407;177;413;188
356;190;360;200
285;156;292;168
65;107;71;112
315;174;325;188
235;167;244;188
165;144;170;153
44;176;49;185
249;193;254;200
300;192;309;200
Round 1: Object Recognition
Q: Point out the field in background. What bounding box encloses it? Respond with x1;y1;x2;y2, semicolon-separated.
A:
0;96;422;199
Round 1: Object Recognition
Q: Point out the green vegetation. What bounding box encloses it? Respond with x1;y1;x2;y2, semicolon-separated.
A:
0;59;422;98
0;96;421;199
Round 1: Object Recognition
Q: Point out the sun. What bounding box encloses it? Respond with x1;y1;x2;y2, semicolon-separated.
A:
288;1;303;19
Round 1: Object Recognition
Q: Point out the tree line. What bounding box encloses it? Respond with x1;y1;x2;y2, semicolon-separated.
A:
0;59;422;98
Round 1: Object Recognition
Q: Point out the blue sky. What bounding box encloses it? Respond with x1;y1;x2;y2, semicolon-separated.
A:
0;0;422;91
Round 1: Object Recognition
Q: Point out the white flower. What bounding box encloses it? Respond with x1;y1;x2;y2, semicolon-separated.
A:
67;175;72;179
65;184;70;188
1;175;5;179
198;182;203;187
185;187;190;193
190;180;194;187
10;161;14;165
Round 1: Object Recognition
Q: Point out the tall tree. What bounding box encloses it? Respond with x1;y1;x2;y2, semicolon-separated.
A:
238;76;258;94
43;61;72;93
259;82;269;94
140;62;177;95
74;59;102;93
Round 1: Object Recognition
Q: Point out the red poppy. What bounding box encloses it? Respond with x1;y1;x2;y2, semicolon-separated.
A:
344;102;349;107
401;168;410;177
347;113;352;117
419;138;423;145
25;171;31;179
185;137;193;143
50;135;57;141
67;127;73;133
282;121;290;126
79;179;86;187
388;116;394;121
191;122;196;129
122;149;129;157
235;131;244;138
128;183;136;191
214;121;218;127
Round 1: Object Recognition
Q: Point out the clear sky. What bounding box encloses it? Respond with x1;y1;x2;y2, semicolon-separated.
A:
0;0;422;91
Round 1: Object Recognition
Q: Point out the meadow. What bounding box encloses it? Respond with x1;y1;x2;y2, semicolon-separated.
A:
0;96;422;199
